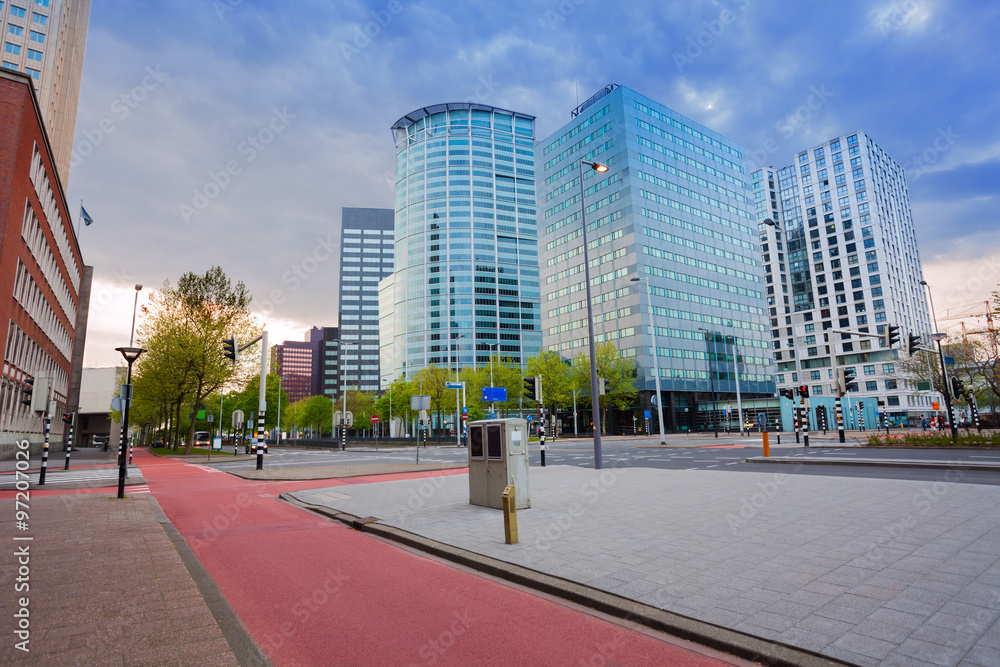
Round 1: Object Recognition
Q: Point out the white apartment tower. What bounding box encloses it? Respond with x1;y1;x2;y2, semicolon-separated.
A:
753;130;939;427
0;0;90;186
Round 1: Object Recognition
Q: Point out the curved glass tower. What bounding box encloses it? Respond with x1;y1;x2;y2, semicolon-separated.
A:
387;103;541;379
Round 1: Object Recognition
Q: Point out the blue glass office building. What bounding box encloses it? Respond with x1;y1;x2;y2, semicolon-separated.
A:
386;103;541;379
537;85;775;432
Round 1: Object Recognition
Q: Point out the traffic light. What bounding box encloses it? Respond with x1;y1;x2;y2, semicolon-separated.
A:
839;367;858;393
523;376;537;402
62;412;73;424
222;337;239;363
951;376;966;399
780;388;794;400
597;378;607;396
907;334;921;355
21;377;34;406
798;385;810;398
886;324;900;348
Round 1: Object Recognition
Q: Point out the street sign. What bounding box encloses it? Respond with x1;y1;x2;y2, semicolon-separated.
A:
411;395;431;411
482;387;508;403
916;381;932;391
644;410;651;419
757;412;768;426
944;356;954;367
111;396;123;412
461;414;468;421
446;381;463;389
371;415;379;423
932;401;940;410
207;415;214;423
232;410;244;429
490;412;497;419
462;406;468;414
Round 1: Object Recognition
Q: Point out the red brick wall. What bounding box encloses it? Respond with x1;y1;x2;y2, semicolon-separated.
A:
0;73;82;408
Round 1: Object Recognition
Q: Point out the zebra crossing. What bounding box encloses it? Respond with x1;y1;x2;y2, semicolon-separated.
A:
0;466;144;489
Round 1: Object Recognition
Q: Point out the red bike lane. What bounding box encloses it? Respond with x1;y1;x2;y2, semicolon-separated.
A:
136;451;744;666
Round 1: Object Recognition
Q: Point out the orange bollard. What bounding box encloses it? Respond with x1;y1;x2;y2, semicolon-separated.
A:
763;431;770;457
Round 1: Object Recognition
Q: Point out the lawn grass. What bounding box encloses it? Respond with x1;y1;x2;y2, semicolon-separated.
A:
864;431;1000;447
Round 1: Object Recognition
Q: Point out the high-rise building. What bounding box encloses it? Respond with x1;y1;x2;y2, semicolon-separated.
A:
753;129;936;427
538;84;775;433
270;339;313;405
308;326;340;399
0;70;83;446
0;0;90;186
386;103;541;380
338;207;394;394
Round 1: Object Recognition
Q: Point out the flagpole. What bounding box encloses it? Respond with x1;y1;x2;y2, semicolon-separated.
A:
77;199;82;239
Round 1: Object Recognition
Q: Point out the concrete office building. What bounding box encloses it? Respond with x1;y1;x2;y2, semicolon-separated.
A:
538;84;775;433
338;207;394;394
0;0;90;186
0;69;83;448
753;129;937;428
385;103;541;380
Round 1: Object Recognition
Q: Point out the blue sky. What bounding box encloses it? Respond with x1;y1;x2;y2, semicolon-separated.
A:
67;0;1000;367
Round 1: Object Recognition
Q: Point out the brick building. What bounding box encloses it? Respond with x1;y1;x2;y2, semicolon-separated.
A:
0;70;83;448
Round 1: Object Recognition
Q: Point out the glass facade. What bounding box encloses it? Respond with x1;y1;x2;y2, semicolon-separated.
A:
338;207;394;393
387;103;541;379
538;84;774;431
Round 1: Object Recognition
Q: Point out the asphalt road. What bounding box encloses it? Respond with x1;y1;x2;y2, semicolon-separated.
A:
199;436;1000;486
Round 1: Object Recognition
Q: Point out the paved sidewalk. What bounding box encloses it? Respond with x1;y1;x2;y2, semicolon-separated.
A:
291;465;1000;666
0;490;250;665
229;461;467;480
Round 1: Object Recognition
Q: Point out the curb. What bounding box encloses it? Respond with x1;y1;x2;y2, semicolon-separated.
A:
148;495;273;667
745;456;1000;471
281;493;852;667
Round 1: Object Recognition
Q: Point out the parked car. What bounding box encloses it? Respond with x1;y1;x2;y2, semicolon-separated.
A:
92;434;110;450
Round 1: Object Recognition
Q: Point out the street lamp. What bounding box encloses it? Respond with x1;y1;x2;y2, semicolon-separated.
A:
731;335;745;437
632;276;666;444
920;280;957;441
129;284;142;347
580;159;608;468
453;333;466;448
115;346;145;499
697;328;719;438
336;340;358;450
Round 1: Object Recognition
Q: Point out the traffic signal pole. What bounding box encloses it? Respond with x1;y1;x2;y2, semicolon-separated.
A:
63;411;75;469
256;331;268;470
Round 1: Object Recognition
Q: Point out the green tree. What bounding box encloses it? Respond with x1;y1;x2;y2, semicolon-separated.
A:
571;343;638;434
294;395;334;436
526;350;571;415
413;365;454;434
373;378;415;434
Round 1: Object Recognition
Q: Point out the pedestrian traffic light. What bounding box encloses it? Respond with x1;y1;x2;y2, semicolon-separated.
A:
839;367;858;393
951;376;966;399
907;334;921;355
798;385;809;398
597;378;607;396
21;377;33;406
885;324;900;348
62;412;73;424
523;376;537;402
780;388;794;400
222;337;239;363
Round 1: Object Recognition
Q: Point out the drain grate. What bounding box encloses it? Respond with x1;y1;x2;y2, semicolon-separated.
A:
352;516;380;530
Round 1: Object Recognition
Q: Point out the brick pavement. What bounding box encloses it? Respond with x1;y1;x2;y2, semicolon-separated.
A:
0;491;241;665
291;465;1000;667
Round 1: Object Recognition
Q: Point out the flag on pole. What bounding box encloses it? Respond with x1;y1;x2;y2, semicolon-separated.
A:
81;206;93;226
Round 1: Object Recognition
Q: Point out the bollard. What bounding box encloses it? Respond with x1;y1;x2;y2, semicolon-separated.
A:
763;431;769;458
776;433;780;445
502;485;518;545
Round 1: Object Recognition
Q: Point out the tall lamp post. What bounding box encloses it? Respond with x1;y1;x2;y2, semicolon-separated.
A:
337;340;358;450
920;281;957;441
698;328;719;438
453;333;465;448
631;276;666;444
731;335;745;436
129;284;142;346
580;159;608;468
115;346;144;499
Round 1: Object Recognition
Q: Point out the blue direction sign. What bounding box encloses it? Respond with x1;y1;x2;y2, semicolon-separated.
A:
490;413;497;419
462;406;468;414
482;387;507;402
446;381;463;389
757;412;768;426
644;410;651;419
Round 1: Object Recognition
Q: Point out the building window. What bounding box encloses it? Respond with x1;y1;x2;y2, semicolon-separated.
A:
29;30;43;43
11;6;27;18
5;42;21;55
887;396;900;406
866;381;878;391
27;48;40;61
32;12;46;25
34;0;48;6
25;66;37;79
8;24;23;36
885;380;897;390
882;363;894;374
864;365;875;375
1;61;17;70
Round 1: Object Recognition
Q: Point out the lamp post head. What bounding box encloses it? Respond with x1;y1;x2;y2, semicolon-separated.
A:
135;284;142;291
763;218;777;227
930;332;947;342
115;346;145;364
581;160;608;172
920;280;928;286
630;277;641;283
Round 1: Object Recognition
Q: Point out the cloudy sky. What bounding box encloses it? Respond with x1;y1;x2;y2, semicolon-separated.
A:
67;0;1000;367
